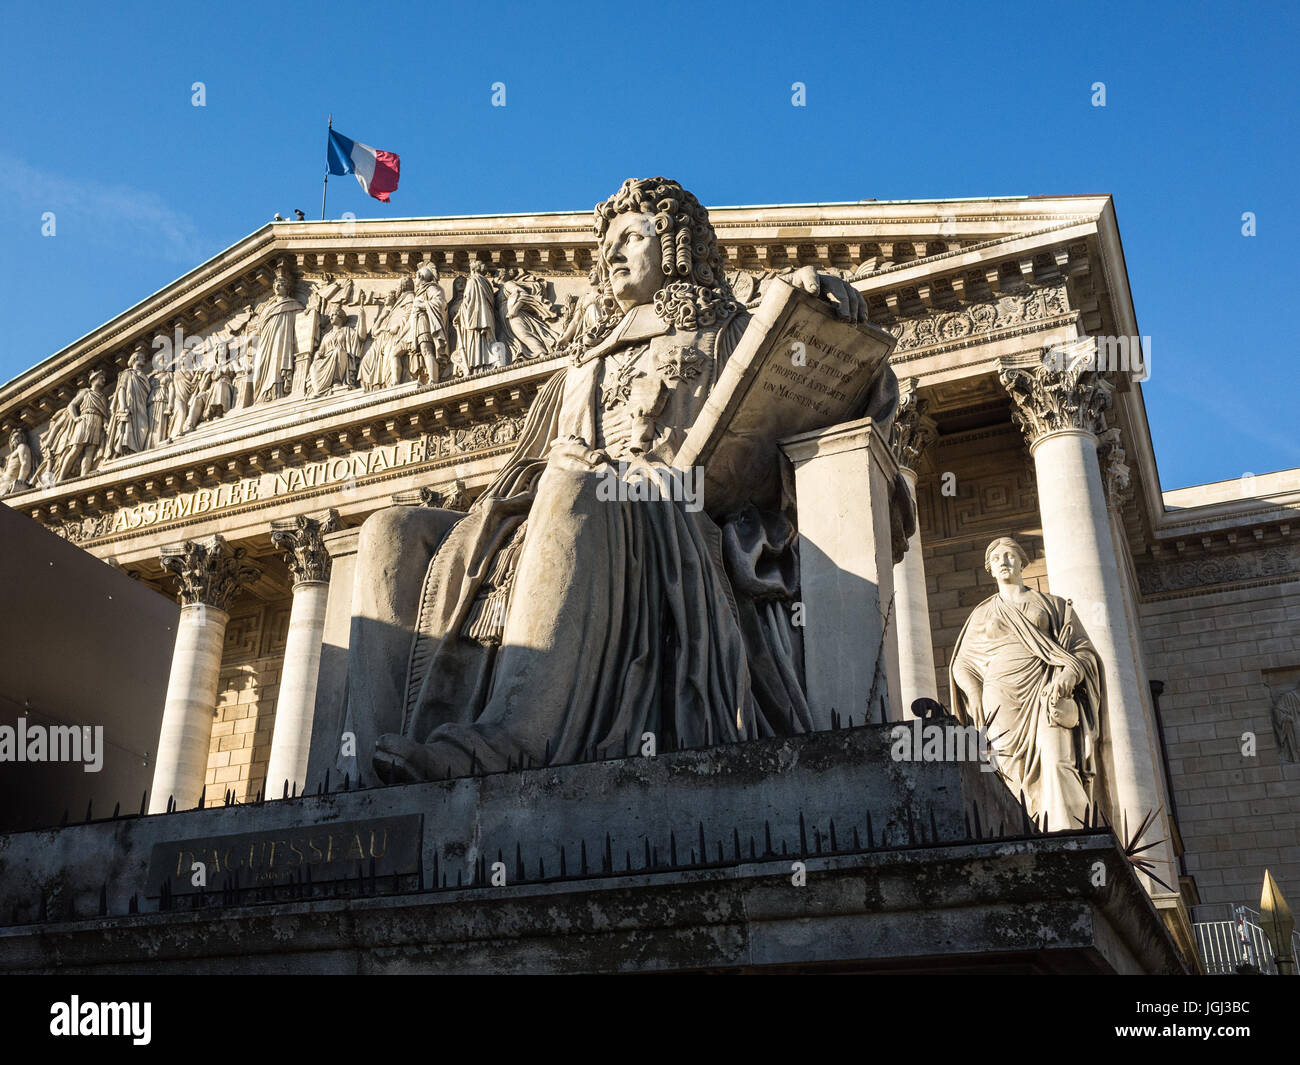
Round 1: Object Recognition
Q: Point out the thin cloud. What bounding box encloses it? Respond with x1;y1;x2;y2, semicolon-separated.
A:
0;153;206;263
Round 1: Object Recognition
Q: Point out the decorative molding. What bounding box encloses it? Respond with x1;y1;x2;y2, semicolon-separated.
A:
159;534;259;611
270;509;341;585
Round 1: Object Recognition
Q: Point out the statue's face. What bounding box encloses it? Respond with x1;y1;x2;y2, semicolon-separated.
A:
602;211;662;310
274;278;290;297
988;544;1024;583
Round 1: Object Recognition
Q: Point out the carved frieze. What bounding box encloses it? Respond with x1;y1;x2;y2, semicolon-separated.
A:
889;283;1069;353
1137;543;1300;596
49;414;525;545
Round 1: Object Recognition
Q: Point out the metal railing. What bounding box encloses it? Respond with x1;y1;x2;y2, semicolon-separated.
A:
1193;905;1299;975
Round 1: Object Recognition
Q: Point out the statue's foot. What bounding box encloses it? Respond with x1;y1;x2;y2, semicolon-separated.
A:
373;733;445;784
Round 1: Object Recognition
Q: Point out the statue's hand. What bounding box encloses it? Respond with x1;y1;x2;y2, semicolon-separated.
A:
790;265;870;323
548;436;611;472
1050;664;1080;702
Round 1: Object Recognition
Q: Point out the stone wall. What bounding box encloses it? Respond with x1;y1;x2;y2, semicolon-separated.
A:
1139;579;1300;907
203;597;292;803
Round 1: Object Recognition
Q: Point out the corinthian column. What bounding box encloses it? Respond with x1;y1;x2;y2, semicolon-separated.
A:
999;345;1176;890
890;378;939;711
265;510;340;797
150;535;257;813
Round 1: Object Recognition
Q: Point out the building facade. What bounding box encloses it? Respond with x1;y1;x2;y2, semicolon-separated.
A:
2;195;1297;960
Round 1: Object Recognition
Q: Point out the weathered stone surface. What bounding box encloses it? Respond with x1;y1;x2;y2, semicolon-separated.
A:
0;833;1184;975
1;727;1022;932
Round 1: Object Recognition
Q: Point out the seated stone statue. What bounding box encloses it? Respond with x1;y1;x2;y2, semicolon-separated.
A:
949;536;1102;830
340;176;903;785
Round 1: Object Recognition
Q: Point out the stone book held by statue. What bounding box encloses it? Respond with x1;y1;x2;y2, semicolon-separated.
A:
674;278;898;517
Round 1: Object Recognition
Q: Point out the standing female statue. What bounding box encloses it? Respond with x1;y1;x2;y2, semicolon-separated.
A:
949;536;1103;830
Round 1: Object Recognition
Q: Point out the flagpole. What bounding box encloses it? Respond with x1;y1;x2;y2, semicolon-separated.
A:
321;114;332;221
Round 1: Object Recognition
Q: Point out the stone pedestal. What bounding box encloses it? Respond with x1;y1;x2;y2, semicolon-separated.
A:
0;727;1187;975
149;536;255;814
266;512;338;798
781;417;902;726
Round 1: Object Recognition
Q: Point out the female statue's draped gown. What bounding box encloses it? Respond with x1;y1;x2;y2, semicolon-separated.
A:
949;589;1103;829
342;299;898;784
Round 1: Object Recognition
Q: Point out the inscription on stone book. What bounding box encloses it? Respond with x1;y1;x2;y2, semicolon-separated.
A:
146;814;423;893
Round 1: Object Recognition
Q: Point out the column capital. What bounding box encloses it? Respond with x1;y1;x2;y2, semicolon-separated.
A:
998;343;1114;446
889;377;938;473
160;534;258;611
271;509;341;585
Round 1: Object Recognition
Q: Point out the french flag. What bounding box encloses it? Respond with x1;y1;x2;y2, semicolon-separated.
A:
327;128;400;203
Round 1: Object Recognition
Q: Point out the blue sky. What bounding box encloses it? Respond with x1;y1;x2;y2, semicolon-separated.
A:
0;0;1294;490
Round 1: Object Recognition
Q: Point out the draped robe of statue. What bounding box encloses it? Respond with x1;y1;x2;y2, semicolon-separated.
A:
455;271;497;371
949;589;1103;829
107;363;151;456
406;281;449;380
359;299;398;391
250;291;304;402
364;293;415;390
169;369;201;440
309;321;363;396
55;384;110;479
147;371;174;448
343;300;900;784
500;278;557;359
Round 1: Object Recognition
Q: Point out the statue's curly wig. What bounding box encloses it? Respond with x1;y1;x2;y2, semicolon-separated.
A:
583;177;737;347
